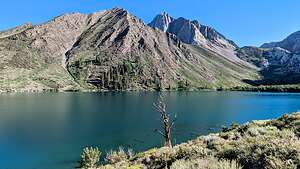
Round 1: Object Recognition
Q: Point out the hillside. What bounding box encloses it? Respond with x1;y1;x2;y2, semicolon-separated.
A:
0;12;94;92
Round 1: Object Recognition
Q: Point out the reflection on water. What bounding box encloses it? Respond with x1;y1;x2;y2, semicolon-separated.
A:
0;91;299;169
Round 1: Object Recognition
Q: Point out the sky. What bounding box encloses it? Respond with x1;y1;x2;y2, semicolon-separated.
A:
0;0;300;47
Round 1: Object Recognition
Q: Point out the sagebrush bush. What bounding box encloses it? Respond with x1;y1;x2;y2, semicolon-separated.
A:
105;147;135;164
173;142;209;159
219;129;300;169
170;157;242;169
80;147;101;169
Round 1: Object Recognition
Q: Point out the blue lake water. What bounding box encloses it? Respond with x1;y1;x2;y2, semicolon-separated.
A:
0;91;299;169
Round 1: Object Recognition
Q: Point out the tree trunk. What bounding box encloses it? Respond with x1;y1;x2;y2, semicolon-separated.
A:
154;94;175;149
165;127;172;148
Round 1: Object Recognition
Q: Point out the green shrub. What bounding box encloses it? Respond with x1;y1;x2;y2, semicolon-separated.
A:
170;157;242;169
173;142;209;159
219;129;300;169
105;147;135;164
80;147;101;169
231;122;239;130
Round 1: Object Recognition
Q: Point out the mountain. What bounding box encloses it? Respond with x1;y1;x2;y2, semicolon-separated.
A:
66;8;258;90
261;31;300;53
0;7;258;92
148;12;245;70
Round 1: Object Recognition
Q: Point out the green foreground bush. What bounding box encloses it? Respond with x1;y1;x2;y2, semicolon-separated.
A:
79;147;101;169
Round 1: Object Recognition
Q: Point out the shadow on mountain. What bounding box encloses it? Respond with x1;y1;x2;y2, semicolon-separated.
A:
242;70;300;86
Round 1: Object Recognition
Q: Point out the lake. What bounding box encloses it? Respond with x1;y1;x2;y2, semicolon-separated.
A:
0;91;300;169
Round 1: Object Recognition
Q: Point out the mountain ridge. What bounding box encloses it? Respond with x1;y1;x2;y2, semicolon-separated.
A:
1;7;300;92
148;12;238;50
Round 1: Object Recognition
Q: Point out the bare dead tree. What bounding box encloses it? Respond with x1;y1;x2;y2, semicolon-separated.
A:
154;93;176;149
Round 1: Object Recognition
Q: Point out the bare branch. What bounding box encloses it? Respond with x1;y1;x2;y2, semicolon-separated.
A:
170;122;175;129
154;129;166;137
170;114;177;129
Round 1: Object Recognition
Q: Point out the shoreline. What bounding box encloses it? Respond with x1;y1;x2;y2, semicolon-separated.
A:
1;86;300;94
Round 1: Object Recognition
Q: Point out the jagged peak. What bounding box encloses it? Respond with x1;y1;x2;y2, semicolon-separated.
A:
108;7;128;15
111;7;127;11
148;12;174;32
105;7;146;23
176;17;188;21
158;11;173;19
161;11;168;15
148;12;238;49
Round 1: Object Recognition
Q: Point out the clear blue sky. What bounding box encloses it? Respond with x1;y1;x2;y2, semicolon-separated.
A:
1;0;300;47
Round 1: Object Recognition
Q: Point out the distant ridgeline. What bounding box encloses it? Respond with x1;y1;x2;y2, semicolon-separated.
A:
0;7;300;92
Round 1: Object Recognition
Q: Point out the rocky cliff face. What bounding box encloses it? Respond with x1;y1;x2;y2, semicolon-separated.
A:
167;17;206;45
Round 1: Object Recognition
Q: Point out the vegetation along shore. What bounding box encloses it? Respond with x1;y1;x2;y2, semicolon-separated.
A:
78;112;300;169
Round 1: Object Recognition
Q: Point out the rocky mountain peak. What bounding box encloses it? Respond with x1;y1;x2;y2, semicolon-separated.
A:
148;13;237;51
191;20;201;29
108;7;128;15
148;12;174;32
167;17;206;45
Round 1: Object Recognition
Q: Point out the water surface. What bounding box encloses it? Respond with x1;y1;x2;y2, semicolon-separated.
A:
0;91;299;169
